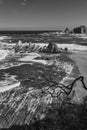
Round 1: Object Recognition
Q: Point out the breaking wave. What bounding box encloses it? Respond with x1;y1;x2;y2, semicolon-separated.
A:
0;49;9;60
57;44;87;51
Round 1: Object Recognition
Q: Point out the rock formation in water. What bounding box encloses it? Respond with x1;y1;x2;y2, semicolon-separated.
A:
73;25;87;34
14;41;62;54
39;42;61;53
46;42;61;53
64;27;70;34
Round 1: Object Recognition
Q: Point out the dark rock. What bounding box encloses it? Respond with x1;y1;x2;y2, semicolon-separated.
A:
73;25;87;34
46;42;61;53
64;27;70;34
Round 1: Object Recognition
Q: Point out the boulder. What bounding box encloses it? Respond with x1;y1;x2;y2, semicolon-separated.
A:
73;25;87;34
46;42;60;53
64;27;70;34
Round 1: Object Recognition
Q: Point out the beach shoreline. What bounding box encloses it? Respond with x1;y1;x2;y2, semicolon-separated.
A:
70;51;87;81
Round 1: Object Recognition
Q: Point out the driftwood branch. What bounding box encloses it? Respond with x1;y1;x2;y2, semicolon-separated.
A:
42;74;87;96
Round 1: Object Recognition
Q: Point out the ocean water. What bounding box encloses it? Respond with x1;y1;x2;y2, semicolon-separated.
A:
57;44;87;51
35;43;87;51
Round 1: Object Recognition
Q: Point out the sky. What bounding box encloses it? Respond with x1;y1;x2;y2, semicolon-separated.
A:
0;0;87;30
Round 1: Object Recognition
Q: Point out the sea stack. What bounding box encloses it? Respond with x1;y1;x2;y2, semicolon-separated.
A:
46;42;60;53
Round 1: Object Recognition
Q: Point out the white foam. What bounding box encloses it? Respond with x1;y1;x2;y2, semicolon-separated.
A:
31;43;87;51
56;44;87;51
19;52;47;65
74;34;87;39
34;43;48;47
0;50;9;60
0;36;10;40
0;82;20;92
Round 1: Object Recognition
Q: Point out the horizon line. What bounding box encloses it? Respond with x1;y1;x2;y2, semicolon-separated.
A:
0;25;86;31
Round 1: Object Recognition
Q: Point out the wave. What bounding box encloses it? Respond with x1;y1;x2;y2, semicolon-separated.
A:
0;82;20;92
56;44;87;51
0;50;9;60
35;43;87;51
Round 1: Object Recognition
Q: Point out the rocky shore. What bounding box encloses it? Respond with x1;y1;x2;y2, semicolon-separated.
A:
0;35;87;130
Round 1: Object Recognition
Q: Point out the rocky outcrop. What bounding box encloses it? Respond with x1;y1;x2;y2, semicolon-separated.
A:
46;42;60;53
14;42;62;54
14;42;40;53
64;27;70;34
73;25;87;34
39;42;61;53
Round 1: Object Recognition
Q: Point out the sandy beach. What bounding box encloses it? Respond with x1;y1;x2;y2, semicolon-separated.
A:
70;51;87;79
68;51;87;103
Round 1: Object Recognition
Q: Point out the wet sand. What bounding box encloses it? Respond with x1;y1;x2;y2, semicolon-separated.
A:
70;51;87;79
69;51;87;103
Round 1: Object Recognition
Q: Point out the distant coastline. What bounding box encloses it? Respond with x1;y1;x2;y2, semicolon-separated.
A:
0;30;61;34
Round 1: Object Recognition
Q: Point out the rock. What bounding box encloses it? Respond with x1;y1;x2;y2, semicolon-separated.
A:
73;25;87;34
64;27;70;34
14;41;62;54
46;42;61;53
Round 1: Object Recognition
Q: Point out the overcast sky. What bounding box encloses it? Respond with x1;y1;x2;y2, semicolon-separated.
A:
0;0;87;30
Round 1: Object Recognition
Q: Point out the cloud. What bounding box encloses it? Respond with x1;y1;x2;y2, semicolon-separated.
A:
21;0;27;6
0;0;28;6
